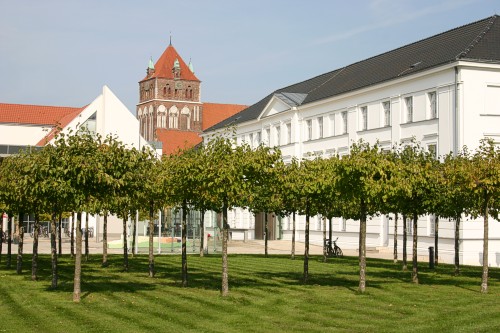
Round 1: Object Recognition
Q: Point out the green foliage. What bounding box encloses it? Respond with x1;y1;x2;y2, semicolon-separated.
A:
391;139;439;217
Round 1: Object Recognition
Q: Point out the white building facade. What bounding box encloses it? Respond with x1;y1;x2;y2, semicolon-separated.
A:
204;16;500;267
1;86;160;239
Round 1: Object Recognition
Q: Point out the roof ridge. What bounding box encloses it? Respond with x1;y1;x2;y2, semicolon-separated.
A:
456;15;498;60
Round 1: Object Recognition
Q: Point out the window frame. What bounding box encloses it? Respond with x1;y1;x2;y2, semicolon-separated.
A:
360;106;368;131
405;96;413;123
317;116;324;138
341;111;348;134
383;101;391;127
428;91;437;119
306;119;312;141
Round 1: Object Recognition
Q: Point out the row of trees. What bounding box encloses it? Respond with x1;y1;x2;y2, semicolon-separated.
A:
0;129;499;299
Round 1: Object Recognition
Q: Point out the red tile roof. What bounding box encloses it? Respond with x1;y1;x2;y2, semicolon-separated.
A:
0;103;84;126
142;44;199;82
156;128;203;155
202;103;247;130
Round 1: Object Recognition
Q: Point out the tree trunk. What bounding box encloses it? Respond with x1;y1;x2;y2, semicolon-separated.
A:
131;212;137;258
291;212;296;260
480;198;489;294
264;211;268;257
70;213;75;258
122;214;129;272
359;200;367;293
221;202;229;296
303;207;310;283
50;212;58;289
322;216;327;263
16;212;24;274
328;217;333;254
402;214;407;271
73;212;82;302
454;215;461;276
393;213;398;263
148;203;155;277
7;215;12;269
181;200;188;287
412;212;419;284
102;213;108;267
434;215;439;266
31;214;39;281
58;214;62;256
199;209;205;257
85;213;89;261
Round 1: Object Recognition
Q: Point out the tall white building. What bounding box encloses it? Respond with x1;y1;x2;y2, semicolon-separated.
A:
203;16;500;267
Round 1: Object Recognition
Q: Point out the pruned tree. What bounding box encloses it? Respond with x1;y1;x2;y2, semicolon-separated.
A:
161;146;206;286
392;139;438;283
337;141;394;292
200;134;252;296
469;139;500;293
244;144;282;257
275;159;301;260
434;148;474;275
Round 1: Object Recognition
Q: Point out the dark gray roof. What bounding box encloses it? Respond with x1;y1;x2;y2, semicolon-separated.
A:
206;15;500;132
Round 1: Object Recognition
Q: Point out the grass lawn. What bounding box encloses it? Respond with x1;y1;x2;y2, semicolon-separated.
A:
0;253;498;333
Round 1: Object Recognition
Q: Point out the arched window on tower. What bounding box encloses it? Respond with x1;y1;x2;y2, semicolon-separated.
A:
181;106;191;130
157;105;166;128
169;106;179;129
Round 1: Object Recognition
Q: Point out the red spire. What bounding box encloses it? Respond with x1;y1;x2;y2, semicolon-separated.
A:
142;44;199;82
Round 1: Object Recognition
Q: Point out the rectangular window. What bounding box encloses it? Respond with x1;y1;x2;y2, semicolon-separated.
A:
361;106;367;131
427;143;437;159
429;214;436;236
317;117;323;138
428;91;437;119
255;131;261;146
406;217;413;235
265;128;270;146
341;111;348;134
383;101;391;127
329;114;335;136
275;126;281;146
306;119;312;141
405;96;413;123
286;123;292;144
249;133;254;148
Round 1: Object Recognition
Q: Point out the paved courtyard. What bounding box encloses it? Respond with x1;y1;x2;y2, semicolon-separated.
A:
1;236;394;260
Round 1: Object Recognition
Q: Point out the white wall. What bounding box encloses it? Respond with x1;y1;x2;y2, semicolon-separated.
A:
0;124;47;145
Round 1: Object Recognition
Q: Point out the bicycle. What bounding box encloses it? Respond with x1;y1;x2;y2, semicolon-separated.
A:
324;237;343;258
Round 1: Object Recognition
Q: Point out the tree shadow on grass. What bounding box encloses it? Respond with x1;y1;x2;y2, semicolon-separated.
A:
25;253;499;296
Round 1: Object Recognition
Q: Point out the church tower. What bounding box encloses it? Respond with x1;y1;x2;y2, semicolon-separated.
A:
137;42;202;143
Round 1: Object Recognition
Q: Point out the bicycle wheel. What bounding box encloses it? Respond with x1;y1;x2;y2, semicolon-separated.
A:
336;247;343;257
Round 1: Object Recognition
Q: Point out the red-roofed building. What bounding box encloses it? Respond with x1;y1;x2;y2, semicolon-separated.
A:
0;86;156;157
137;43;246;155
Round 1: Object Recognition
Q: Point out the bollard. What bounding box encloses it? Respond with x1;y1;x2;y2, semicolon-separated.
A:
428;246;435;269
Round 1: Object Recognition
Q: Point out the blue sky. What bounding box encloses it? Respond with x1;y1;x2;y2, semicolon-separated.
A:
0;0;498;113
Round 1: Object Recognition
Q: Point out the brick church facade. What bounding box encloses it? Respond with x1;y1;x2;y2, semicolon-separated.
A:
136;42;246;155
